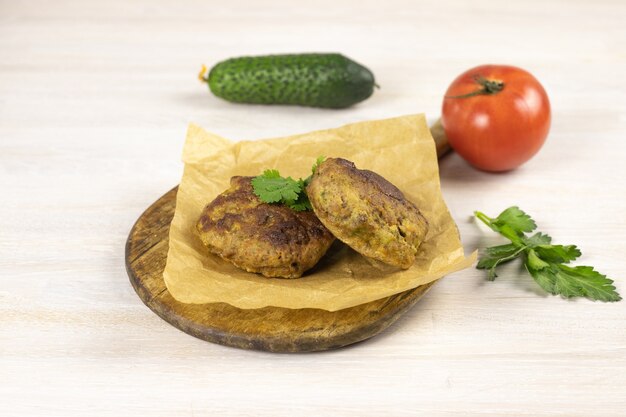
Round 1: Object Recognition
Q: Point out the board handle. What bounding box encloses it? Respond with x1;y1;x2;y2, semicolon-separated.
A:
430;118;451;159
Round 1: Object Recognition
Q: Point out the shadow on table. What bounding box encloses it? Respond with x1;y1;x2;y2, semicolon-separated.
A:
437;151;513;186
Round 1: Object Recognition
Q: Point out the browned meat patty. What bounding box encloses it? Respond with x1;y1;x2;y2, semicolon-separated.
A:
306;158;429;269
196;176;335;278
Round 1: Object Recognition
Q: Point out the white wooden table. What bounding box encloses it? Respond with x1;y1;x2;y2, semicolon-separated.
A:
2;1;625;416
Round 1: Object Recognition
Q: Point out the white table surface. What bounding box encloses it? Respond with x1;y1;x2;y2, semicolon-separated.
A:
2;0;625;416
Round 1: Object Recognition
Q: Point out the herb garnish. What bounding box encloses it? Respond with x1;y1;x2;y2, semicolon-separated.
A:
475;206;621;302
251;156;325;212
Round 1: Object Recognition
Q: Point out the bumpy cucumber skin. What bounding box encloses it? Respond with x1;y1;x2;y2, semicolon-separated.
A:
207;53;375;109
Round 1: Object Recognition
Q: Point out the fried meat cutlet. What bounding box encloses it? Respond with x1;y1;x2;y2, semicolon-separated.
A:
196;176;335;278
306;158;428;269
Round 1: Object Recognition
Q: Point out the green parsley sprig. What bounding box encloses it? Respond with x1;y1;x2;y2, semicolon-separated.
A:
251;156;325;211
475;206;621;302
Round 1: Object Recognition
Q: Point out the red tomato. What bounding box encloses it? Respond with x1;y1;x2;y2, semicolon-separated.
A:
441;65;551;172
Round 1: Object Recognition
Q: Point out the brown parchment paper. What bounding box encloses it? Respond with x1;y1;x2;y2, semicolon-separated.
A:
162;114;476;311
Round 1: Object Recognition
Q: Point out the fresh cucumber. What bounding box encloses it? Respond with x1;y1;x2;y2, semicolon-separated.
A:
199;53;376;109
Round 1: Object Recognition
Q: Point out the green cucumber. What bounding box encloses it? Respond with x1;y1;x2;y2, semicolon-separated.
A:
200;53;376;109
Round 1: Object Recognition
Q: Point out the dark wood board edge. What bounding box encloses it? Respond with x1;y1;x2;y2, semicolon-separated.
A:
125;188;434;352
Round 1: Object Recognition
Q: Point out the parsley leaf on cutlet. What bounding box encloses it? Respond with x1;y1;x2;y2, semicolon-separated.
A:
251;158;325;211
251;170;301;203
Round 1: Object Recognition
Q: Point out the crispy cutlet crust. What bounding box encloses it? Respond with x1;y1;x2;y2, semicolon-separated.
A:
307;158;429;269
196;176;335;278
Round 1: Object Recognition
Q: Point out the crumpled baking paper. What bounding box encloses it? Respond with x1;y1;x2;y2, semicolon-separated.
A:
162;114;475;311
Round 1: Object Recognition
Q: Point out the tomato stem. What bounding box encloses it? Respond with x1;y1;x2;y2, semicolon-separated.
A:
445;75;504;99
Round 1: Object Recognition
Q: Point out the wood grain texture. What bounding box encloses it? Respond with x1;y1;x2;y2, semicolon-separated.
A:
126;187;434;352
2;0;626;416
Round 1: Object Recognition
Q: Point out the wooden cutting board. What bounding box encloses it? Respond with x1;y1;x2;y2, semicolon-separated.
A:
125;123;450;353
